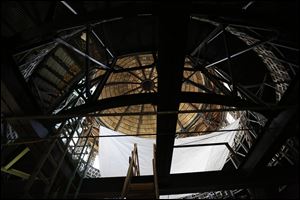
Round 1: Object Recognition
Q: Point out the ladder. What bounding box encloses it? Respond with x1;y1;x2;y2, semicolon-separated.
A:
23;118;94;199
121;144;159;199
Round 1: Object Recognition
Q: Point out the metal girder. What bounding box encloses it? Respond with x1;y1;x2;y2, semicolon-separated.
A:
191;24;224;57
1;43;43;117
5;91;287;121
179;92;267;113
113;64;154;73
187;57;233;96
222;26;237;95
240;75;299;172
204;37;275;69
241;107;298;172
212;68;271;107
85;25;91;98
58;93;158;118
155;4;189;181
11;1;296;51
47;72;85;113
2;166;297;198
79;166;295;197
183;78;214;93
190;51;273;108
55;38;110;69
91;29;114;58
89;71;111;103
160;167;298;196
268;41;299;52
13;26;86;56
60;1;78;15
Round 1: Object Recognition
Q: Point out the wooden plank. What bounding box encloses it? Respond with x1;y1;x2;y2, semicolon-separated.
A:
121;145;135;198
153;144;159;199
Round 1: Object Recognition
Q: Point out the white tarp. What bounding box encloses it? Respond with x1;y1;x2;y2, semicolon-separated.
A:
99;119;240;177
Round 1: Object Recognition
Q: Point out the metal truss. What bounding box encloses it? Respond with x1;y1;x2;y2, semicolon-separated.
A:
2;5;298;199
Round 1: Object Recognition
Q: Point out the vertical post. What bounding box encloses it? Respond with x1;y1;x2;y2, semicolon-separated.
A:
74;137;96;199
134;143;140;176
63;125;93;198
85;25;91;98
152;144;159;199
222;26;237;95
156;3;189;182
43;118;81;197
225;143;240;169
121;144;137;198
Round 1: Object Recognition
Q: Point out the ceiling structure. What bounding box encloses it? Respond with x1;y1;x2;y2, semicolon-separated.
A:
1;1;299;199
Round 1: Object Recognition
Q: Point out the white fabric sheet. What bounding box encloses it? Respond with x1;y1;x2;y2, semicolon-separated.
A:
99;119;240;177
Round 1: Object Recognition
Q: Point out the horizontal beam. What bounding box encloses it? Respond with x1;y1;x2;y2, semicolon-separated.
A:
179;92;266;111
2;166;297;198
64;166;300;197
4;92;295;121
3;128;255;145
113;64;154;73
174;142;227;148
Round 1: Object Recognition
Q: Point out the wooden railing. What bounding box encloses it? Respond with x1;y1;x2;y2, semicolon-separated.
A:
121;143;140;198
121;143;159;199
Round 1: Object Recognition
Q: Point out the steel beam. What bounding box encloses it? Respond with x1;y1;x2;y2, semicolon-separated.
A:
212;68;271;107
268;42;299;52
113;64;154;73
187;57;233;96
240;75;299;172
60;1;78;15
77;166;299;197
222;27;237;95
241;107;298;172
11;1;296;53
56;38;110;69
2;166;297;198
179;92;267;114
5;91;287;121
183;78;214;93
155;4;189;182
204;37;275;69
89;71;111;103
191;24;224;57
91;29;114;58
85;25;91;98
59;93;157;117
